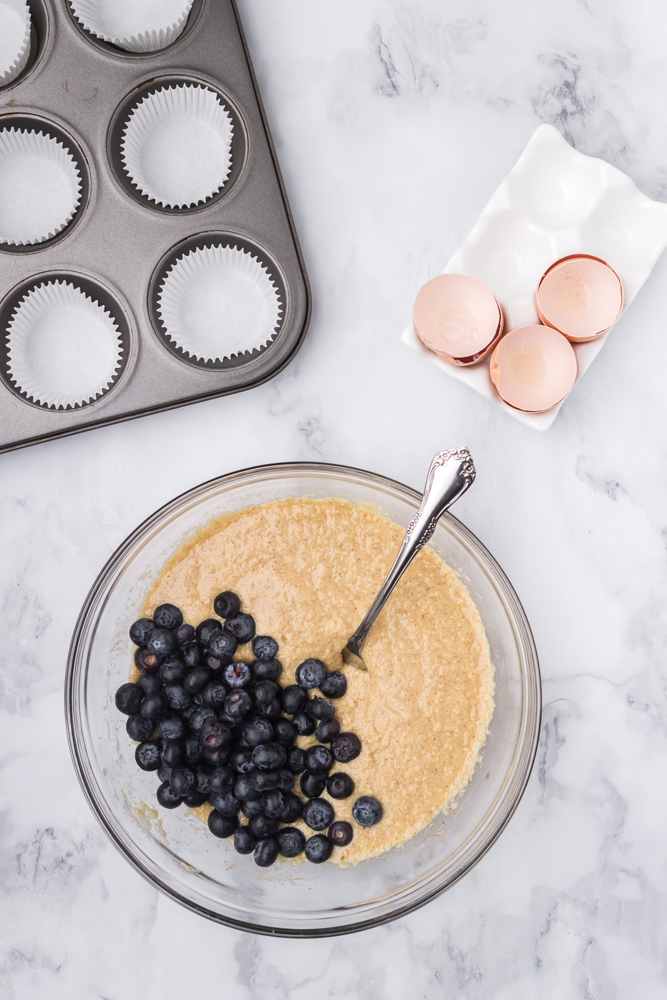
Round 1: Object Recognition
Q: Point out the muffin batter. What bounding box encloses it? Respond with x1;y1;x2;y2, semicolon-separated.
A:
144;497;494;865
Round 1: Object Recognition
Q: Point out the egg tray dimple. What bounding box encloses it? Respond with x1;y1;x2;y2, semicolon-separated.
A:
0;0;310;450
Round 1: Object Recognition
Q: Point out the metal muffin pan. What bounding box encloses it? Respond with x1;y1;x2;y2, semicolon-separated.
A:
0;0;311;452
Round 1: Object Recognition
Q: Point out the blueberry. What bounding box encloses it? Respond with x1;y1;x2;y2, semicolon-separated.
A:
174;623;195;646
287;746;307;774
170;767;195;797
295;658;327;689
306;745;333;775
254;680;280;707
261;789;285;819
328;821;353;847
183;666;211;694
164;684;191;712
181;703;198;724
251;657;282;682
241;798;264;819
182;641;202;669
305;697;335;722
223;661;252;689
249;812;278;839
277;768;295;792
153;604;183;631
300;771;326;798
208;810;238;838
209;791;241;817
234;775;261;802
140;692;166;721
314;719;340;744
251;743;287;771
352;796;383;827
157;782;183;809
161;740;185;767
200;719;232;751
230;748;255;774
277;827;305;858
194;765;213;795
203;653;226;673
134;648;162;674
135;741;161;771
281;685;307;716
234;825;256;855
319;671;348;699
224;613;256;644
248;769;280;793
251;635;279;660
331;732;362;763
224;690;253;722
242;717;273;747
188;706;217;734
202;744;231;766
157;764;172;784
292;711;315;736
273;718;296;748
302;797;334;831
184;735;203;767
208;765;235;793
196;619;222;645
208;630;237;662
126;715;154;742
255;698;281;721
326;772;354;799
201;680;228;710
213;591;241;618
184;790;208;808
254;837;279;868
159;656;185;685
304;834;332;864
130;618;155;646
279;792;303;824
157;715;187;742
146;628;176;658
137;674;162;696
115;682;144;716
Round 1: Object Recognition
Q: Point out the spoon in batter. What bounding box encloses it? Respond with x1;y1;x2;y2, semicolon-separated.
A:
342;449;476;670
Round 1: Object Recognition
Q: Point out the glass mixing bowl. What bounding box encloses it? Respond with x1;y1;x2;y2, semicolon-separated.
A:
66;462;541;936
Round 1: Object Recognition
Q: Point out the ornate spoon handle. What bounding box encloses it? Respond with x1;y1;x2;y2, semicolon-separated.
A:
343;449;476;669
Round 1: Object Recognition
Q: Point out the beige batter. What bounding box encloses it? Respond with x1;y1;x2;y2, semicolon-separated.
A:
143;497;494;865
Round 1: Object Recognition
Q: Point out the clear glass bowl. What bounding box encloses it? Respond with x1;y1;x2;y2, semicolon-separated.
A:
65;462;541;936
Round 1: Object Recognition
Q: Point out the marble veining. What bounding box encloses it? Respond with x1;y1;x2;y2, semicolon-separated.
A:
1;0;667;996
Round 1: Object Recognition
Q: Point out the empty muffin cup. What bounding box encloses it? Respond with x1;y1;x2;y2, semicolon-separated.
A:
157;244;283;364
0;0;31;88
69;0;194;53
413;274;504;366
535;254;623;343
121;84;234;210
6;280;124;408
490;325;577;413
0;128;82;246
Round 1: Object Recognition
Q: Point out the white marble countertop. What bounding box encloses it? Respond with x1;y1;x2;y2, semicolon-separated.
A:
2;0;667;996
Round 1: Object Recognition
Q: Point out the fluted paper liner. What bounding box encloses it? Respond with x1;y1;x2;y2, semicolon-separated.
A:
121;84;234;209
69;0;194;53
0;0;31;88
157;246;283;363
6;281;124;408
0;128;82;245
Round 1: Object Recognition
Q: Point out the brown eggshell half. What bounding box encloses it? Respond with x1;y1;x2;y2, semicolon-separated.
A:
535;254;623;343
490;324;578;412
413;273;503;365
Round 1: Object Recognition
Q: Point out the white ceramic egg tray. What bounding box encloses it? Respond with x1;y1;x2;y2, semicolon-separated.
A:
402;123;667;431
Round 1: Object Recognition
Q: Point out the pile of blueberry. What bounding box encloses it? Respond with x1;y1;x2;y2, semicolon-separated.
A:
114;592;382;867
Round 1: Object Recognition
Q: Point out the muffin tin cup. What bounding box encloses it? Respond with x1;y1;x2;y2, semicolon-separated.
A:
69;0;195;54
0;0;31;87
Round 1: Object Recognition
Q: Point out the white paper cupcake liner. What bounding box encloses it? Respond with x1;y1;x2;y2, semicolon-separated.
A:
0;0;31;88
69;0;194;53
6;281;124;408
157;246;283;363
121;85;233;209
0;128;82;246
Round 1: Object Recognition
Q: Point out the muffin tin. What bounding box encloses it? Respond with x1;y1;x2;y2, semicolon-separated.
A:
0;0;310;452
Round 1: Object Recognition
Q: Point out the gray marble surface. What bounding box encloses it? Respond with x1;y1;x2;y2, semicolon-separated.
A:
2;0;667;996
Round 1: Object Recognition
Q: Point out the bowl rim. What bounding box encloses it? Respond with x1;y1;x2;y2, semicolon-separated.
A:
65;460;542;937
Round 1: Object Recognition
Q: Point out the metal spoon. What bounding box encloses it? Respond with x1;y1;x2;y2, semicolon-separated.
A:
342;449;477;671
